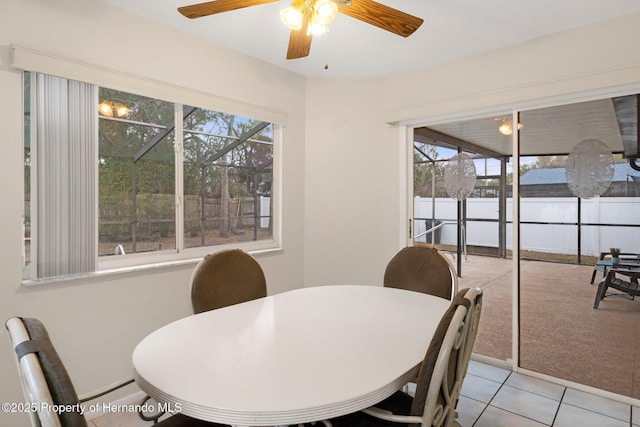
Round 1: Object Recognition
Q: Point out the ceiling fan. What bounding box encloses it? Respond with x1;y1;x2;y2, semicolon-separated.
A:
177;0;423;60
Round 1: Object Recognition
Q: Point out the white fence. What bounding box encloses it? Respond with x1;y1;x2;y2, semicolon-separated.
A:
260;196;270;228
414;197;640;256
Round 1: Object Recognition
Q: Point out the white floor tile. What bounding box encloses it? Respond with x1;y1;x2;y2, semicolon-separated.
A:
562;388;630;422
460;373;503;403
490;385;560;425
456;395;486;427
474;405;548;427
554;403;629;427
467;360;511;383
505;372;565;401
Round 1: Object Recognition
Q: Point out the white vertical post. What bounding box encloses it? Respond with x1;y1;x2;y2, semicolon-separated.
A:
398;125;411;247
511;109;520;371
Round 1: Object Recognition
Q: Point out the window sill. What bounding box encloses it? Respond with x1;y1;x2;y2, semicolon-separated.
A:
21;240;282;287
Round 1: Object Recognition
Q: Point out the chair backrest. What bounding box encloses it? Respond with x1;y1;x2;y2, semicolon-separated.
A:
410;287;483;427
458;287;483;382
5;317;88;427
190;248;267;313
383;246;458;300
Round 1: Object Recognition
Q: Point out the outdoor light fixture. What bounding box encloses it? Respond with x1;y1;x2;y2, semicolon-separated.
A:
98;100;130;118
498;119;522;136
281;0;338;35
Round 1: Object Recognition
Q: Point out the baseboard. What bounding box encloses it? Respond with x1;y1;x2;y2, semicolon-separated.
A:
470;353;513;370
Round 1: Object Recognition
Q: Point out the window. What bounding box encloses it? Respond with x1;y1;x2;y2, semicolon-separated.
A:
182;106;273;249
98;88;176;256
24;72;277;281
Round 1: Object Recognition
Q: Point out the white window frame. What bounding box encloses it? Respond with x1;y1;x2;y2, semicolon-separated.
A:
97;111;283;272
16;47;283;284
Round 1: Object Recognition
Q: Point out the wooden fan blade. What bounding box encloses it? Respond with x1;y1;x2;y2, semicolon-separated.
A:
178;0;278;19
286;13;313;59
286;29;313;59
337;0;423;37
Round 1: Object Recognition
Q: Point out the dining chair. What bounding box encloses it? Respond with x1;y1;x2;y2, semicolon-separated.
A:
304;287;483;427
190;248;267;313
450;287;483;422
5;316;224;427
384;245;458;300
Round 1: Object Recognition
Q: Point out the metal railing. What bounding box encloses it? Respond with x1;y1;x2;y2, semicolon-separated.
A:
414;220;467;260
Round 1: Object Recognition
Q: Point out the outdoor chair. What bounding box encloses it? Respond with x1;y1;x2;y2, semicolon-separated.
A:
190;248;267;313
593;268;640;309
590;251;640;284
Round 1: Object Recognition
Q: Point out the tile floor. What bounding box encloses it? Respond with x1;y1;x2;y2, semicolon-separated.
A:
89;360;639;427
458;360;639;427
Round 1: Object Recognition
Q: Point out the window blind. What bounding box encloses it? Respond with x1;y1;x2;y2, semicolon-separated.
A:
33;73;98;278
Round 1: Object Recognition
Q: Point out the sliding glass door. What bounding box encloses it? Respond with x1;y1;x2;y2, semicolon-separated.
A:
517;96;640;399
411;92;640;399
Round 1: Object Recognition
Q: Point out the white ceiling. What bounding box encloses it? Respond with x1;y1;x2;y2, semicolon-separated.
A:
99;0;640;78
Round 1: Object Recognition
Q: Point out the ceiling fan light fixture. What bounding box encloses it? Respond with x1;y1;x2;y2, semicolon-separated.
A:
313;0;338;26
280;0;306;30
308;21;329;35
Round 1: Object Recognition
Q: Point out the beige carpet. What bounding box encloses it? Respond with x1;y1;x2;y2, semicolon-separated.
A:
456;255;640;399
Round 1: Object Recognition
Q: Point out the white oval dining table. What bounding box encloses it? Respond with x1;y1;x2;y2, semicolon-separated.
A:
132;285;451;427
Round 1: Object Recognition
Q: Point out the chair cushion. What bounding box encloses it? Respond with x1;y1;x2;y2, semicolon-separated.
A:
21;318;88;427
384;246;453;300
411;289;470;417
191;249;267;313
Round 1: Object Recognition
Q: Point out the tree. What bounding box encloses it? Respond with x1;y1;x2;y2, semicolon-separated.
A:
97;88;275;249
413;143;447;197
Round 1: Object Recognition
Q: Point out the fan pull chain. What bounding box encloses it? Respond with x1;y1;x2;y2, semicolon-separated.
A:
324;30;329;70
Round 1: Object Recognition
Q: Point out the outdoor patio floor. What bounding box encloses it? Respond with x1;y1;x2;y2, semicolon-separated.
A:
455;254;640;400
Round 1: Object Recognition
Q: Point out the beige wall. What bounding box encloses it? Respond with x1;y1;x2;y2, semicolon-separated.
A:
303;77;404;286
1;0;639;424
